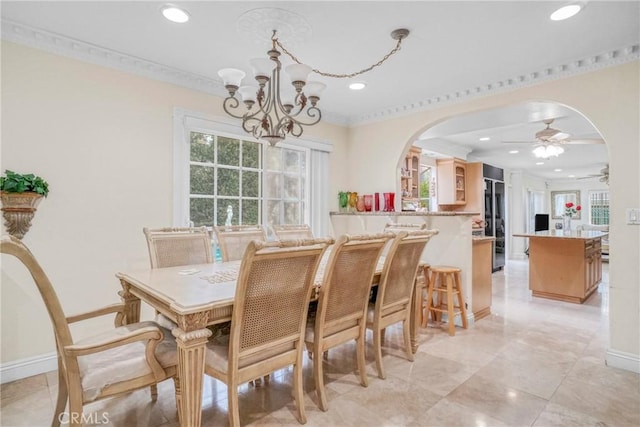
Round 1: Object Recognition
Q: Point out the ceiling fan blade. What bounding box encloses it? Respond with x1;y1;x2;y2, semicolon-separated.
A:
562;138;605;145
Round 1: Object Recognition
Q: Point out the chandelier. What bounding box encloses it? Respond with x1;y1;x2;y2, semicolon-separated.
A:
218;29;409;146
533;143;565;159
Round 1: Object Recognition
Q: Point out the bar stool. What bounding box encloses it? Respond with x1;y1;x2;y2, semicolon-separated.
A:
422;265;468;336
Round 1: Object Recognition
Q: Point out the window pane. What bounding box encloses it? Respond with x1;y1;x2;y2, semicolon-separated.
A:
242;170;260;198
284;201;300;224
242;199;260;224
266;200;281;225
217;199;239;226
284;150;300;173
242;140;260;169
284;175;299;199
217;168;239;196
217;137;240;166
190;132;215;163
190;197;214;227
590;191;610;225
190;165;214;195
265;172;281;198
266;146;282;171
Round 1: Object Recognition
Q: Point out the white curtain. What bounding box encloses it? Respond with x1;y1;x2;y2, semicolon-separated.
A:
309;150;330;238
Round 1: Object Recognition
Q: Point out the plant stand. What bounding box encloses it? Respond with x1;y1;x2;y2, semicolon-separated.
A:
0;192;43;239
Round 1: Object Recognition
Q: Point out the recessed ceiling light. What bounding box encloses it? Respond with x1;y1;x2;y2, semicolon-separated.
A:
348;82;366;90
508;150;519;154
554;168;562;172
161;5;190;23
550;3;583;21
536;162;544;165
568;174;576;178
479;137;490;141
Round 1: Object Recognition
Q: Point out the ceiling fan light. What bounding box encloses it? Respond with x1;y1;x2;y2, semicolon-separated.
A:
533;146;549;158
550;4;582;21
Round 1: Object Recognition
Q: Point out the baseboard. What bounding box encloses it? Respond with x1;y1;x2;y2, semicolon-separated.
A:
0;352;57;384
605;348;640;373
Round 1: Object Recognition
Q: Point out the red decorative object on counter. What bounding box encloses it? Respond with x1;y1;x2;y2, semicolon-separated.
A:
383;192;395;212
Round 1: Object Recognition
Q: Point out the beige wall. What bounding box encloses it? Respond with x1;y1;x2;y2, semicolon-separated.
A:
0;41;348;363
347;61;640;362
2;40;638;369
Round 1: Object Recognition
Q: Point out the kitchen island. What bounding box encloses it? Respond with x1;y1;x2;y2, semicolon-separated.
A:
514;229;608;304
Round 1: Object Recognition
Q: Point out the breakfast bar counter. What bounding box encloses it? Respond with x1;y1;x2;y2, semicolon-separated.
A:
514;229;608;303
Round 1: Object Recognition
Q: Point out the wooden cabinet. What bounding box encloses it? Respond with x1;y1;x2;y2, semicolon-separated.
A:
472;237;494;320
436;158;467;206
524;234;604;303
401;146;421;208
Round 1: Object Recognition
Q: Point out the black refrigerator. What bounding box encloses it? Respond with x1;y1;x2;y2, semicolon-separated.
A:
484;168;505;272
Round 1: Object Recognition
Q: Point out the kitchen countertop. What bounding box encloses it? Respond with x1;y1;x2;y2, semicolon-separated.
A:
513;230;608;239
329;211;480;216
472;236;495;242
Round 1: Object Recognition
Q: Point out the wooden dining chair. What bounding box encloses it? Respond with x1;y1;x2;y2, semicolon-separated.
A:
305;232;393;411
271;224;315;240
204;237;333;427
1;236;179;427
143;226;213;268
366;229;439;379
213;224;266;262
143;226;213;330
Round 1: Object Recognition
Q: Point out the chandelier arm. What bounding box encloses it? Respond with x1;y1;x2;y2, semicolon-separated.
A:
274;36;405;79
222;97;248;120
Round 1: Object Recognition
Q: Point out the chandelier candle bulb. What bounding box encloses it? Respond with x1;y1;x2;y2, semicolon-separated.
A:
285;63;312;90
249;58;274;81
218;68;246;95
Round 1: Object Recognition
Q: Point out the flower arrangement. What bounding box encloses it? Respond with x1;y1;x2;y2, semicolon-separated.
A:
565;202;581;217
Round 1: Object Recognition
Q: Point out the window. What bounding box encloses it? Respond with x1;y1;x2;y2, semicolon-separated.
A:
174;109;332;238
589;190;609;225
419;166;432;210
189;130;308;228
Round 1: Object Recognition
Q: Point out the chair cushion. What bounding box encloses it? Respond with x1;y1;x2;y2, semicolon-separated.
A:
205;333;295;375
76;321;177;402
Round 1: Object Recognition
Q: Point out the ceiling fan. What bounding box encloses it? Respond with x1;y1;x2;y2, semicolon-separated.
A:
503;118;605;145
577;164;609;184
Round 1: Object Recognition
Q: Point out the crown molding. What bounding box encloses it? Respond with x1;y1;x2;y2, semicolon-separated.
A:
348;44;640;127
0;18;349;126
2;19;637;129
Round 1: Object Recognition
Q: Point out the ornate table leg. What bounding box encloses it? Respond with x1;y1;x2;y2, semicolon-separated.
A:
174;312;212;427
118;279;140;324
410;266;426;354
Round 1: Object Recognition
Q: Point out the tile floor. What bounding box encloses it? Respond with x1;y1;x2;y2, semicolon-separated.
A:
2;260;639;426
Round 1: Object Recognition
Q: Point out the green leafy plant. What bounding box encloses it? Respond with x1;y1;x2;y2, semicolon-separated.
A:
0;170;49;197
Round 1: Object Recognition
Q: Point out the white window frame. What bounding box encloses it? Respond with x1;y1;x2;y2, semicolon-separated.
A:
173;108;332;235
588;189;610;225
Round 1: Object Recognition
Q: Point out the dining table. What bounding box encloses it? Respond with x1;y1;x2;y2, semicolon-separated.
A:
116;253;427;427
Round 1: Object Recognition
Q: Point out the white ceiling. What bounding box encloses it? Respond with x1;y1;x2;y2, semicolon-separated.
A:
2;1;639;181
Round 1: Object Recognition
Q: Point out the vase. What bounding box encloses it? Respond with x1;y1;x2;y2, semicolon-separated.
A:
364;194;373;212
374;192;380;211
563;216;572;232
356;196;366;212
348;192;358;212
383;192;395;212
0;191;43;240
338;192;348;212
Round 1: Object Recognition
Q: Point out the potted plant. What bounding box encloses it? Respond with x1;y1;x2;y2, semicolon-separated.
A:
0;170;49;239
